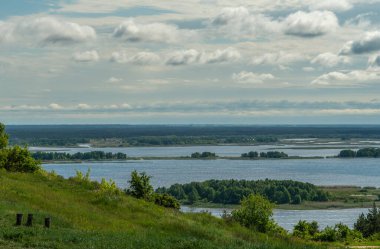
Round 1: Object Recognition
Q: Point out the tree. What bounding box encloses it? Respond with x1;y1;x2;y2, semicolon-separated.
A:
0;123;8;149
3;146;41;173
354;202;380;237
126;170;153;200
231;194;274;232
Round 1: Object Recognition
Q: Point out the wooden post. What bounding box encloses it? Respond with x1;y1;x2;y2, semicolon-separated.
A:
26;214;33;226
44;217;51;228
16;213;23;226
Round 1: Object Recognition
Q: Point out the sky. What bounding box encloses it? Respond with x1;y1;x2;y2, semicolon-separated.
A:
1;0;380;124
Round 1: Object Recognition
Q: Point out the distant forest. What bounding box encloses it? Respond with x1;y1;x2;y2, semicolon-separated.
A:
6;125;380;147
32;151;127;161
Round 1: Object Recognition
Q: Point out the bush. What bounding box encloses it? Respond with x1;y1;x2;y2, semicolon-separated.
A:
2;146;41;173
231;194;274;233
153;193;180;209
94;178;122;205
126;171;181;209
293;220;319;239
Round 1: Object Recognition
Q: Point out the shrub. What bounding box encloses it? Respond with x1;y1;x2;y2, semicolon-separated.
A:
293;220;319;239
153;193;180;209
3;146;41;173
126;170;153;200
231;194;274;233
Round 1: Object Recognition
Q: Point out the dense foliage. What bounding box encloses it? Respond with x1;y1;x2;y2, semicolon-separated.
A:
231;194;275;233
127;170;180;209
355;203;380;237
0;123;41;173
32;151;127;161
191;152;217;158
339;148;380;158
241;151;288;159
157;179;329;205
293;221;362;242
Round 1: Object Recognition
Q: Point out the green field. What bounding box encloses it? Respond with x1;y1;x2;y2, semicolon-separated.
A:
0;171;327;249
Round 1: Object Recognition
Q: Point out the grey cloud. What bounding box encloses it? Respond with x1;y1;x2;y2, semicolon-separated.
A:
340;31;380;54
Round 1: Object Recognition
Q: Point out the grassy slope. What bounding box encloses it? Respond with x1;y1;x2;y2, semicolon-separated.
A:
0;171;326;249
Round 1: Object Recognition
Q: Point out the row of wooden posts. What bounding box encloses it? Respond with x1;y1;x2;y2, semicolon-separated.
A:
16;214;51;228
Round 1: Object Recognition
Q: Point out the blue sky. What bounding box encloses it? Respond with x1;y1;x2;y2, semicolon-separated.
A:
1;0;380;124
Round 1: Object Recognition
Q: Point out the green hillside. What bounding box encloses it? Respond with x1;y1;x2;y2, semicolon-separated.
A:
0;171;325;249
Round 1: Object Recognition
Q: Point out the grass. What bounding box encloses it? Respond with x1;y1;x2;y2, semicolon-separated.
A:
0;170;327;249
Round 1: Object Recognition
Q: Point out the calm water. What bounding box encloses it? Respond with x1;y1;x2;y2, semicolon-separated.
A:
31;144;376;157
44;158;380;188
42;157;379;231
181;206;369;231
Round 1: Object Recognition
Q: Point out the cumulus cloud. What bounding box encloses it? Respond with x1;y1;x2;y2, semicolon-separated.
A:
311;53;351;67
232;71;275;84
0;17;96;45
340;31;380;55
251;51;305;66
283;11;339;37
309;0;353;12
311;70;380;86
210;7;280;38
210;8;338;39
73;50;99;62
166;47;241;66
113;19;194;44
110;51;161;65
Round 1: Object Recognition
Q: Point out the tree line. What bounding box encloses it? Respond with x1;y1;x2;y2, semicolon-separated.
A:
156;179;328;205
338;148;380;158
241;151;288;159
32;151;128;161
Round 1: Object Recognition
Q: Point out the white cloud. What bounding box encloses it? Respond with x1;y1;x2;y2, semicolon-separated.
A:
340;31;380;55
49;103;63;110
311;70;380;86
232;71;275;84
107;77;123;83
251;51;305;66
210;7;280;38
311;53;351;67
0;17;96;45
166;49;200;66
283;11;339;37
166;47;241;66
113;19;194;44
309;0;353;12
210;8;339;39
73;50;99;62
110;51;161;65
77;103;91;109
